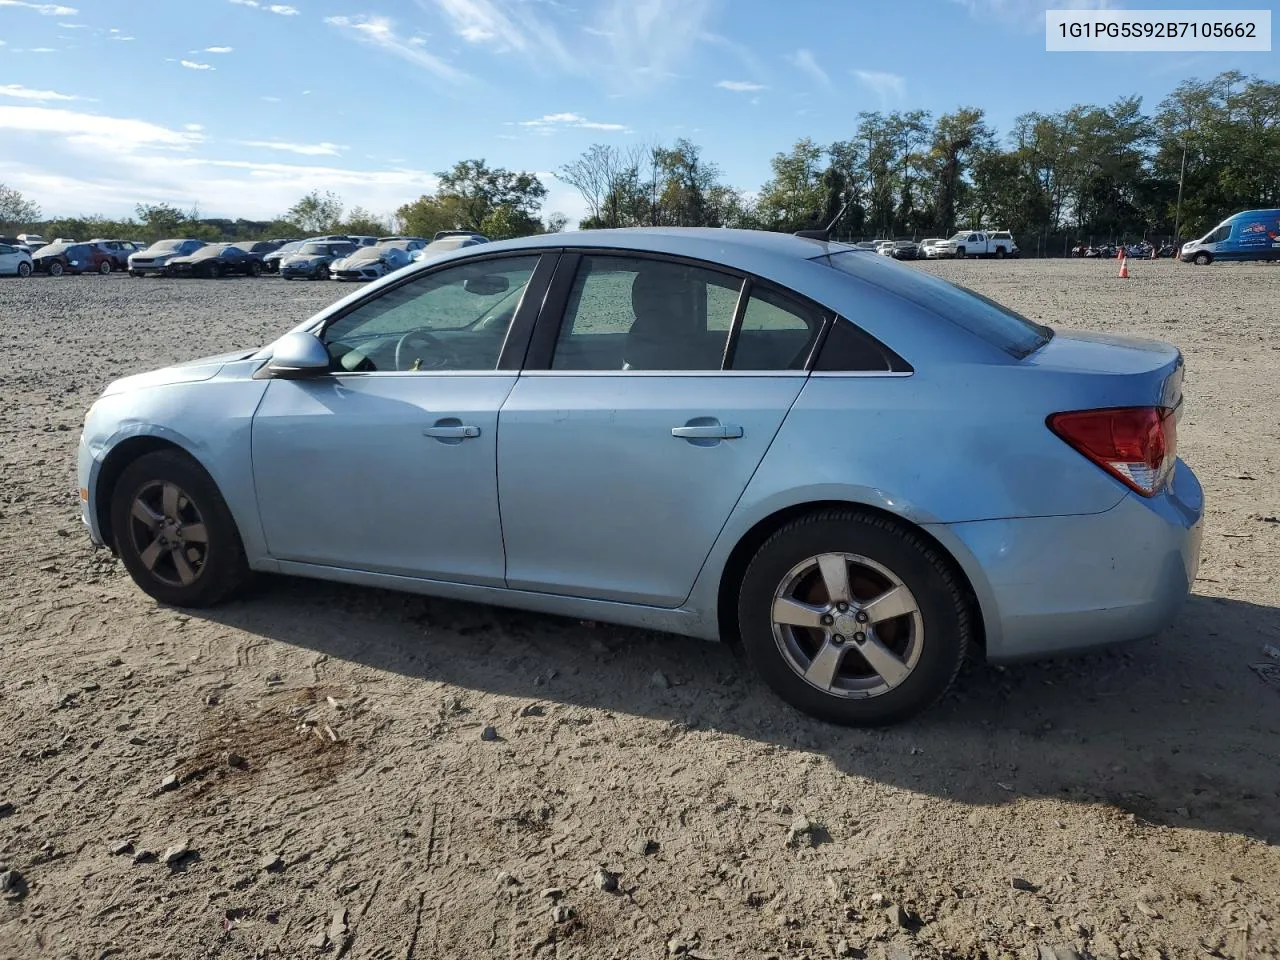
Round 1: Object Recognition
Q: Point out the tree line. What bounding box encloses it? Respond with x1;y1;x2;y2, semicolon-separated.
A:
1;71;1275;255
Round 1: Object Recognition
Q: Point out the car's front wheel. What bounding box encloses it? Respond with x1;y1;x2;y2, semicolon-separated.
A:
110;449;248;607
99;260;112;275
1193;252;1212;265
49;261;64;277
737;510;970;726
17;261;31;278
316;264;330;281
248;261;262;277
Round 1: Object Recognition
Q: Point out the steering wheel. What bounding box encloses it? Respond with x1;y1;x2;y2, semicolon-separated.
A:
394;330;456;371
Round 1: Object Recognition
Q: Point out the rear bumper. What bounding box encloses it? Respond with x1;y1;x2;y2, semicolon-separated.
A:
931;458;1203;661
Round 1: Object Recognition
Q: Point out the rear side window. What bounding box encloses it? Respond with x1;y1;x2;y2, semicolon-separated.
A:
729;285;824;371
820;251;1051;358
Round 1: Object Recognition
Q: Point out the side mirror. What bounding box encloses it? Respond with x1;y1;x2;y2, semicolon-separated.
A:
264;332;330;379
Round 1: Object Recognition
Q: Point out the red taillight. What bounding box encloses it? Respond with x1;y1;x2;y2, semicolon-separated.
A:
1047;406;1177;496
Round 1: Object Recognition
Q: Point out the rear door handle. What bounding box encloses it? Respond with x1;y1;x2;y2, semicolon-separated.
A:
671;424;743;440
424;423;480;440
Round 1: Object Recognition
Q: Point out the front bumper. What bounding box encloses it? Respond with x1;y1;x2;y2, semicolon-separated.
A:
333;267;381;281
78;433;105;547
933;458;1204;661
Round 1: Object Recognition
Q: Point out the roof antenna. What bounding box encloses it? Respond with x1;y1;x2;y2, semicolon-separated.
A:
794;195;852;242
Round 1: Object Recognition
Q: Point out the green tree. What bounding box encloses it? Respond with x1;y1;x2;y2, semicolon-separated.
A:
285;190;344;234
754;138;826;232
0;183;41;228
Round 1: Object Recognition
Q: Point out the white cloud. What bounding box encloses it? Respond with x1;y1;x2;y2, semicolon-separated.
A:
237;139;345;156
204;46;234;53
261;95;281;102
0;1;77;14
227;0;298;14
854;69;905;104
56;20;84;28
325;15;470;84
788;48;829;88
180;60;215;71
0;105;204;153
0;83;85;102
517;111;630;132
110;35;134;41
716;80;764;93
184;123;204;131
27;47;57;52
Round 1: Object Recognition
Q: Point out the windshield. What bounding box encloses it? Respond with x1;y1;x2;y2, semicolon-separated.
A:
273;241;302;255
37;242;71;256
948;232;968;241
298;243;330;256
820;251;1053;359
147;240;185;253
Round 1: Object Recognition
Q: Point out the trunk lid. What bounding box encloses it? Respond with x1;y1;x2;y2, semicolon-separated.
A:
1023;329;1183;410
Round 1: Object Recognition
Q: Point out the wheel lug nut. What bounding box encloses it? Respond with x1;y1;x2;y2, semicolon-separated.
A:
836;602;848;612
855;611;868;623
832;634;845;645
854;632;866;643
820;614;834;626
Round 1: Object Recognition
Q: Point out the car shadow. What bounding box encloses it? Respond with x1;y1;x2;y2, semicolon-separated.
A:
194;580;1280;843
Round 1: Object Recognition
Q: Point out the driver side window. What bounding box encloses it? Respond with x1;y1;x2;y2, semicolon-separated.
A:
321;255;539;373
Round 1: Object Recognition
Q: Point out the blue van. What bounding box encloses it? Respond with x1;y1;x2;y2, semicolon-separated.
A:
1180;209;1280;264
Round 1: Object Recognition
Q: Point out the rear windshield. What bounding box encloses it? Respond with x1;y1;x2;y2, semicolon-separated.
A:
147;240;185;253
820;251;1053;358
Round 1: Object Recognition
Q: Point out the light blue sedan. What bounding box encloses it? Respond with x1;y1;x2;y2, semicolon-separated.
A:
77;228;1203;725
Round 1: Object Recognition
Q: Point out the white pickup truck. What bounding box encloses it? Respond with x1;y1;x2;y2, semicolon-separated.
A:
933;230;1018;259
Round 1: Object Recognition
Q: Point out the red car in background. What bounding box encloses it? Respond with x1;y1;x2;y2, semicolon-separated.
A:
32;241;116;276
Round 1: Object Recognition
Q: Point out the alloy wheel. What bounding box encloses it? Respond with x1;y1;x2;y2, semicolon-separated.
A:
127;480;210;588
770;553;924;699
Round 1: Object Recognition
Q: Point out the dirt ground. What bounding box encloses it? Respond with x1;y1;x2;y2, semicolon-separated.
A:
1;258;1278;960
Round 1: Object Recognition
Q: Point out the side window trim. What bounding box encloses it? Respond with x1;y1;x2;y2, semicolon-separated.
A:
719;277;752;370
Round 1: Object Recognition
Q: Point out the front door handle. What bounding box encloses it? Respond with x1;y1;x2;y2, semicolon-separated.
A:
424;421;480;441
671;423;743;440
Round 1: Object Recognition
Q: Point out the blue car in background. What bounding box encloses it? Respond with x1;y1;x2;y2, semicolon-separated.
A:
1180;208;1280;264
76;228;1203;726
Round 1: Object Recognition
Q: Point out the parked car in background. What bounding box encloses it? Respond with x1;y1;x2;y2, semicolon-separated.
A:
235;240;285;258
1179;209;1280;265
280;241;357;280
261;240;304;273
17;233;46;251
1155;243;1178;258
33;240;113;276
891;240;919;261
128;239;207;277
378;235;427;251
934;231;1018;259
346;235;379;247
90;239;144;270
329;241;414;281
1126;242;1154;260
919;238;944;259
0;241;34;277
874;240;894;256
410;232;492;262
166;243;265;278
76;227;1203;727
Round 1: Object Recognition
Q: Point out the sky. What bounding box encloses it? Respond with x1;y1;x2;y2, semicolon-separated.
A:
0;0;1275;227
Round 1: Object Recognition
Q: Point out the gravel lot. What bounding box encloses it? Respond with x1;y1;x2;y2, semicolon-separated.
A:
1;260;1278;960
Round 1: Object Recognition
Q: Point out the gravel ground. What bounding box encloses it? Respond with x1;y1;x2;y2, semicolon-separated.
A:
1;261;1278;960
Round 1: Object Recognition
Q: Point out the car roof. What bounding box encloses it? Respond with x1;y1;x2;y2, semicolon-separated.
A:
477;227;847;262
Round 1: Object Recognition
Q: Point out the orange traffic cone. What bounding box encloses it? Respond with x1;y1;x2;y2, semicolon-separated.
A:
1118;254;1129;279
1116;245;1124;259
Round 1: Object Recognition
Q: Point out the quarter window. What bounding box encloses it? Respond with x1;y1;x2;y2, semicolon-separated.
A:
729;285;825;371
321;255;539;373
551;255;742;371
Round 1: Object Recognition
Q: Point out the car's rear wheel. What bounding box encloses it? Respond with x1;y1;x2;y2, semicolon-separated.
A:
248;261;262;277
110;450;248;607
49;261;65;277
17;261;31;278
1193;252;1212;265
737;510;970;726
99;260;112;275
995;247;1006;259
208;262;222;279
316;264;330;281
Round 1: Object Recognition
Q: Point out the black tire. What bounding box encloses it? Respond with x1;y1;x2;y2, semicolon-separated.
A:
955;246;966;259
49;261;65;277
995;247;1006;259
316;264;330;281
99;260;113;275
736;510;970;726
1193;252;1212;265
208;262;222;279
129;270;142;278
17;261;31;278
111;449;248;607
248;260;262;277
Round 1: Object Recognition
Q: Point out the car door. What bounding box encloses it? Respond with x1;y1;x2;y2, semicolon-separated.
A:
496;252;826;607
251;252;551;585
0;244;16;275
